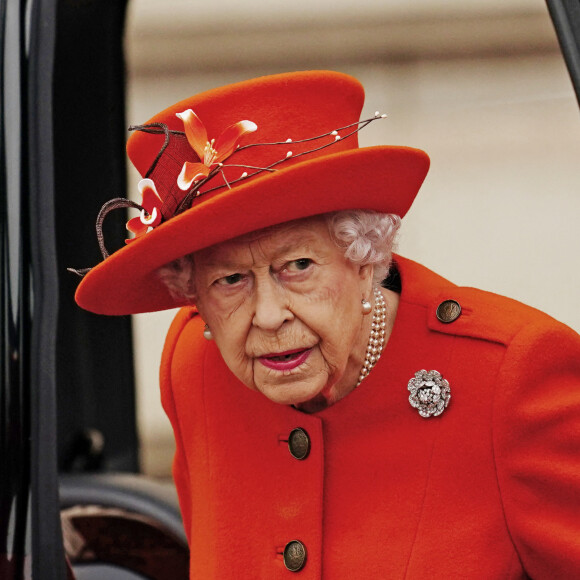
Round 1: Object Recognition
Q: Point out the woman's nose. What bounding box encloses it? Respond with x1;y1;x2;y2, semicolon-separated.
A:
251;277;293;331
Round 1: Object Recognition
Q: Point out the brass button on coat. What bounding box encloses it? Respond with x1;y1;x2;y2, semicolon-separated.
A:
283;540;307;572
436;299;462;323
288;428;310;460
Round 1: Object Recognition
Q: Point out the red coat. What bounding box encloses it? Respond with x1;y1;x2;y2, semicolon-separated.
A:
160;255;580;579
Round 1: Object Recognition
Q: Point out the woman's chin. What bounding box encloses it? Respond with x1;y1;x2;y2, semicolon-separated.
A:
254;377;328;408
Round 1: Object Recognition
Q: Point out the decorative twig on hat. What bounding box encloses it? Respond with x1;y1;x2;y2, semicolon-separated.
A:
172;111;387;215
68;110;387;277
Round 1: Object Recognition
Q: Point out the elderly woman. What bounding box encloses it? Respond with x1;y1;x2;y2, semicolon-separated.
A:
75;71;580;579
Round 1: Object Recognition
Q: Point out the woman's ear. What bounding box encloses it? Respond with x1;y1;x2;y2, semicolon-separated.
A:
358;263;374;290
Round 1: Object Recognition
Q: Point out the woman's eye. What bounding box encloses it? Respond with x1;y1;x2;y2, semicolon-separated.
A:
287;258;312;272
216;273;244;286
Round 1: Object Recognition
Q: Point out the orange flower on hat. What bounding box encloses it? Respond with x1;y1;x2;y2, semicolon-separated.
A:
176;109;257;191
126;178;163;243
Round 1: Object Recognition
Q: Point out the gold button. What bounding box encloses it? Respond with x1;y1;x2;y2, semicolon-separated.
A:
283;540;307;572
436;299;462;323
288;428;310;460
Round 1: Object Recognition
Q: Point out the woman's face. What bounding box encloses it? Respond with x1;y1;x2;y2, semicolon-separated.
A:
193;216;374;411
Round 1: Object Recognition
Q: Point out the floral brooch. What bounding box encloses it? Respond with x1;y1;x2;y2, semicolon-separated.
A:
408;369;451;418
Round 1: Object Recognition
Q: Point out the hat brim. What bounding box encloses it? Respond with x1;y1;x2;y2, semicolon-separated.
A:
75;145;429;315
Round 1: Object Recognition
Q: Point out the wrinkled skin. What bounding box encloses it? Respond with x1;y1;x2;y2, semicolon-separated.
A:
193;216;397;412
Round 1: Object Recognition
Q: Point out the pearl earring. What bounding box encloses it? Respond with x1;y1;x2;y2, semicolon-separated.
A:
203;324;213;340
361;298;372;315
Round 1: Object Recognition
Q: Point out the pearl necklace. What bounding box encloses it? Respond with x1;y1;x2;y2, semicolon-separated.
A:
357;287;387;386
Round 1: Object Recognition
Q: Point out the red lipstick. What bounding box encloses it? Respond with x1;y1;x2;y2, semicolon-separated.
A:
258;348;312;371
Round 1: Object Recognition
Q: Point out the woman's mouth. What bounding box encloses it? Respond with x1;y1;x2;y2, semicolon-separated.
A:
258;348;312;371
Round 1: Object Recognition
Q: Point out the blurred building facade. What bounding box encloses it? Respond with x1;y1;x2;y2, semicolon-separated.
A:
125;0;580;475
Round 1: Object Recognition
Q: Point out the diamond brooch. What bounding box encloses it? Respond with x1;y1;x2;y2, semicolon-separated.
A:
408;369;451;418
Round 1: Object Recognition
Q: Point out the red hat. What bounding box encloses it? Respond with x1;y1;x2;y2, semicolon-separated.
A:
74;70;430;315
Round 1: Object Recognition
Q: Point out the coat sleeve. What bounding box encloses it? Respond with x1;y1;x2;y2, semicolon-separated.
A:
159;306;200;545
493;319;580;578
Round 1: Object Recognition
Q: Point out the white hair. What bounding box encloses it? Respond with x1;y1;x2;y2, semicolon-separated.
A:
326;210;400;285
157;210;401;302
